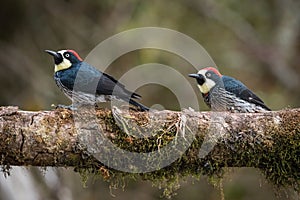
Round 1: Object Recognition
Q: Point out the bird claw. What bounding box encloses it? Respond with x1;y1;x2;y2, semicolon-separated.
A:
52;104;77;111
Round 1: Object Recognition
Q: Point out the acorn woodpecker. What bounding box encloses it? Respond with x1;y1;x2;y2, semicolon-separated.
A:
45;49;149;111
189;67;271;112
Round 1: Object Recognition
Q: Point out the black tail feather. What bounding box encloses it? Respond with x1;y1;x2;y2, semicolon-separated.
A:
131;92;142;99
129;99;149;111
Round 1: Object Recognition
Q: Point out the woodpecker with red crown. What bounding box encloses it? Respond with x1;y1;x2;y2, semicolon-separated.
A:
45;49;149;111
189;67;270;112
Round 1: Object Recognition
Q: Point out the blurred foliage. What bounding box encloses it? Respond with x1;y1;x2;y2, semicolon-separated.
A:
0;0;299;199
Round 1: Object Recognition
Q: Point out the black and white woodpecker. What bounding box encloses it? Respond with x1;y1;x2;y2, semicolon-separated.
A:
45;49;149;111
189;67;270;112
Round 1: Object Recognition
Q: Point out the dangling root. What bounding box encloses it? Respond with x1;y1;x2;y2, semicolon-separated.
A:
174;113;188;144
112;107;131;136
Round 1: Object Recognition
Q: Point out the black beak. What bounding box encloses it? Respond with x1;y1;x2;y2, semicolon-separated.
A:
45;50;63;65
189;73;205;85
188;73;199;78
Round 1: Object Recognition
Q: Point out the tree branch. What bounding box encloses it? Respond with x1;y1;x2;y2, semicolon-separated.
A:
0;106;299;190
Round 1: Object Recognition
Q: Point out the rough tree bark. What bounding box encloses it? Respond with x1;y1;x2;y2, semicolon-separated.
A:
0;106;299;190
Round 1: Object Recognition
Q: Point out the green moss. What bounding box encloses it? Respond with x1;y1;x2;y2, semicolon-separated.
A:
75;112;212;197
72;109;300;197
259;121;300;190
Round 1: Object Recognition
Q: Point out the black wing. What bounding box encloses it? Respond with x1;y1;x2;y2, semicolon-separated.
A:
97;71;141;99
222;76;270;110
75;62;141;100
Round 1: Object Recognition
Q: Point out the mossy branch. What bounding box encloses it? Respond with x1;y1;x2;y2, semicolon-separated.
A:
0;106;299;191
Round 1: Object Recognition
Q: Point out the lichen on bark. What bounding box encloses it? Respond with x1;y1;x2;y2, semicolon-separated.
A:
0;106;299;197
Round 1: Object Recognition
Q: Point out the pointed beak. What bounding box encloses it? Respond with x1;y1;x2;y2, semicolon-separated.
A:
45;50;63;65
189;73;205;85
45;50;58;57
188;73;199;78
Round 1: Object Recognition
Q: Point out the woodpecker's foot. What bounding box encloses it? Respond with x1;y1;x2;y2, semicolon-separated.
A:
53;104;77;111
119;104;146;112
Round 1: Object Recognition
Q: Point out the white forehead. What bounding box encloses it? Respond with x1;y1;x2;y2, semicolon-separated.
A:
197;69;207;76
58;50;68;55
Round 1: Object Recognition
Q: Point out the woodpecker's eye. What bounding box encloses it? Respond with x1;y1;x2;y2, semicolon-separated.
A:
64;53;70;58
206;72;211;77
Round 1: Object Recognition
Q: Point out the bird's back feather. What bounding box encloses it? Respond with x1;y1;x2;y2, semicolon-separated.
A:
222;76;270;110
55;62;141;101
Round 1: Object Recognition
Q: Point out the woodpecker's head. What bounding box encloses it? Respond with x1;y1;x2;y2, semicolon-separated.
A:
45;49;83;72
189;67;222;94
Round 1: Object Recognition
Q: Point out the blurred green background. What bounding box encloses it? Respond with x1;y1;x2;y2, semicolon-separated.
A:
0;0;299;199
